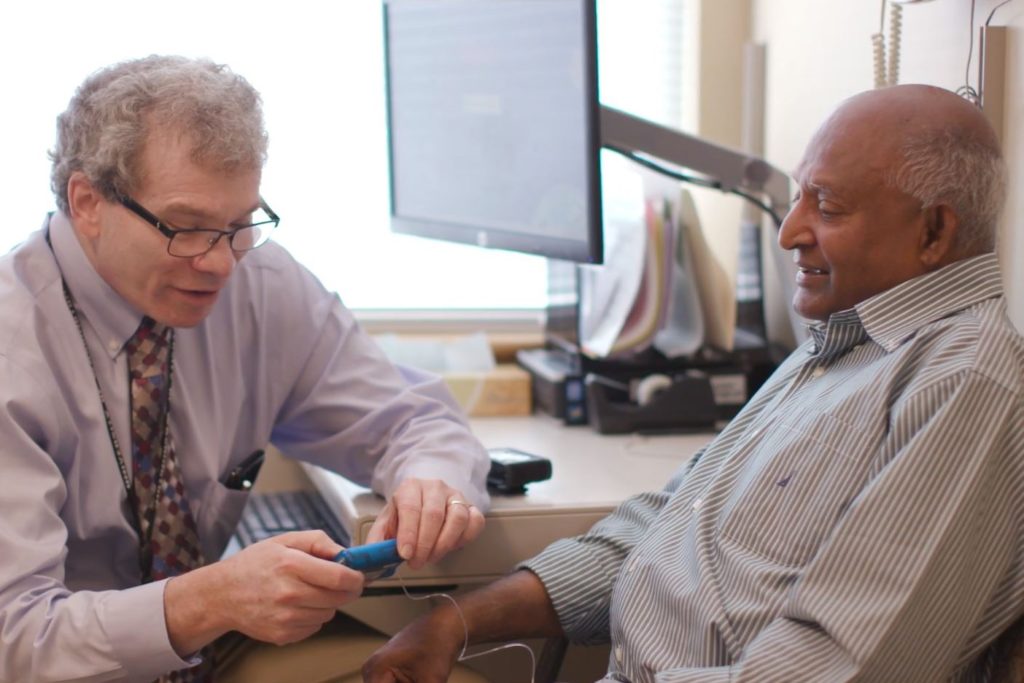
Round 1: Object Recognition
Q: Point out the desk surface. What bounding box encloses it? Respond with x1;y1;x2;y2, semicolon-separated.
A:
303;414;713;586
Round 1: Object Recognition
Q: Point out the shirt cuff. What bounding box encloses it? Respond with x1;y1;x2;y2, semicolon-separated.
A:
520;538;622;645
101;579;194;679
387;459;491;511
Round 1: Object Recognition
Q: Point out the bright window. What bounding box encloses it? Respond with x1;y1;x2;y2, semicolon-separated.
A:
1;0;686;311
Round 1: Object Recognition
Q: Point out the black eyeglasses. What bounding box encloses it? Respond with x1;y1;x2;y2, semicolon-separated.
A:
117;195;280;258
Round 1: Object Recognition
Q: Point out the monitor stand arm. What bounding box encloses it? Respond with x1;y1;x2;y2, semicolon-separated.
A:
598;105;800;345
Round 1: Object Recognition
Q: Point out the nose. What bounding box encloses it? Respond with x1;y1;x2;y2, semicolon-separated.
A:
191;234;238;278
777;199;814;252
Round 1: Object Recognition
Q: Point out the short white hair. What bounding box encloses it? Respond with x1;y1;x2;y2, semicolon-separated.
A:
888;127;1006;254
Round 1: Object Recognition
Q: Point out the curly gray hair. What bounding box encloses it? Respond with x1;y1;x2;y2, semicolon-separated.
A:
50;55;268;214
888;126;1006;255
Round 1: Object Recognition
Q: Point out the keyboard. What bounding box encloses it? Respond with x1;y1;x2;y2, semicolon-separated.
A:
230;490;351;552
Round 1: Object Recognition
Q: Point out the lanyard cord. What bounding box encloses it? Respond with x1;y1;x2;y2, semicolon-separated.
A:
48;231;175;578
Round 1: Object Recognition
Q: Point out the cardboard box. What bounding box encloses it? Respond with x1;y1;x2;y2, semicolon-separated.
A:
443;364;532;417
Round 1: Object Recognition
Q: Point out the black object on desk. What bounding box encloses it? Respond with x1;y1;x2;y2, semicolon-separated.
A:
584;372;718;434
488;448;553;493
516;348;588;425
519;344;784;433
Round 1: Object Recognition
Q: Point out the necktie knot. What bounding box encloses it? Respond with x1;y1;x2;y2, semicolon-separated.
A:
126;317;171;381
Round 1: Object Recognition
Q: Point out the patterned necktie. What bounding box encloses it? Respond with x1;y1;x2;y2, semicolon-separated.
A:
126;317;213;683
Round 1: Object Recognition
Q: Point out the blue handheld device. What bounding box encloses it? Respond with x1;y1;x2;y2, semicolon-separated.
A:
334;539;403;579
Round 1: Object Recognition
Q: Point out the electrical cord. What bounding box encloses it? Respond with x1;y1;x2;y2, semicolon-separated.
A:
986;0;1013;25
604;145;785;229
959;0;1016;106
872;0;888;89
606;144;721;192
887;2;903;86
970;0;1016;105
396;571;538;683
958;0;981;105
872;0;904;88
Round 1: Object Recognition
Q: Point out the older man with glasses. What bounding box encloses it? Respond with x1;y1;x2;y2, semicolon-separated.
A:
0;55;490;683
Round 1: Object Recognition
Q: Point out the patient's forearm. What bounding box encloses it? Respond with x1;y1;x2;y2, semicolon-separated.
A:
363;569;564;683
452;569;564;645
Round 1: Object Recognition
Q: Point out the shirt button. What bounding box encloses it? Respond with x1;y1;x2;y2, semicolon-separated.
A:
108;339;120;353
615;646;623;662
812;366;825;378
692;498;703;510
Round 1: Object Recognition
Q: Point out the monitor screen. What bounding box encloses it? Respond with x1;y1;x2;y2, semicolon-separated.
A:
383;0;603;264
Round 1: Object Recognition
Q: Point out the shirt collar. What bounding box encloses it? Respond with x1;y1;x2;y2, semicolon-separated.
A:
49;212;144;360
806;309;868;360
807;253;1004;357
857;253;1004;351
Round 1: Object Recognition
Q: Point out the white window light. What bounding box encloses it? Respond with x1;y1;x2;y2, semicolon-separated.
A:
1;0;687;314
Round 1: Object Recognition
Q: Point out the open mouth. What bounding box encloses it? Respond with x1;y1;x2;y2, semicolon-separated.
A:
795;266;829;287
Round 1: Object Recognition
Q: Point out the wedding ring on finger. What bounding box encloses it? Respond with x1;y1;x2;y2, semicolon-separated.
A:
447;498;471;509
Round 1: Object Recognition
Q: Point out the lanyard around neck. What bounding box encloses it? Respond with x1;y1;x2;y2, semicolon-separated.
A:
46;229;175;574
61;280;175;530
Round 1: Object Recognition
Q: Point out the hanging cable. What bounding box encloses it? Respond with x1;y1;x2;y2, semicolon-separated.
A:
887;2;903;86
956;0;981;104
871;0;904;88
396;575;538;683
872;0;888;88
605;145;784;229
986;0;1013;25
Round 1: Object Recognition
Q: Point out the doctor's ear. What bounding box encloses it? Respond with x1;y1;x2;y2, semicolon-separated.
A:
66;173;106;238
919;203;958;268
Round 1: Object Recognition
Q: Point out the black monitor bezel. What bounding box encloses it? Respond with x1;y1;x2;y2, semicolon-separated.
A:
381;0;604;265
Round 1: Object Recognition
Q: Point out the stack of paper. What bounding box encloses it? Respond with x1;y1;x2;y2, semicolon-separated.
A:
604;197;673;355
580;160;733;359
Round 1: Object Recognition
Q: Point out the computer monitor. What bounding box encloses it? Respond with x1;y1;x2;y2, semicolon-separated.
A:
382;0;800;350
382;0;603;264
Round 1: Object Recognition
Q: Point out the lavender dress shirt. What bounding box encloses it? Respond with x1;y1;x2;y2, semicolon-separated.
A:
0;212;489;682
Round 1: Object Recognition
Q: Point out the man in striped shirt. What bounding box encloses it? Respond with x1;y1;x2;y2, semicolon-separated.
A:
364;85;1022;682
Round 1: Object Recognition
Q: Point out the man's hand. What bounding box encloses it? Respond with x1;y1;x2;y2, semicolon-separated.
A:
362;603;466;683
367;478;485;569
164;530;365;655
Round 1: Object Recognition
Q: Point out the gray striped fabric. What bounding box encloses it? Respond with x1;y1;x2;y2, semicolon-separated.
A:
524;253;1024;682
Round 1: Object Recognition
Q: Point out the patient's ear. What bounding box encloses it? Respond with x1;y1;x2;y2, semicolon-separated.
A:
66;173;105;239
919;203;958;268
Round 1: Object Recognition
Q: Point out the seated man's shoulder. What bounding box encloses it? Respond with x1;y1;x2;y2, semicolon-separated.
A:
913;299;1024;388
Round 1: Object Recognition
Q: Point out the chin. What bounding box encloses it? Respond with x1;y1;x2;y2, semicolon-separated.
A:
177;309;216;328
151;306;213;329
169;316;207;329
152;293;221;328
792;298;830;323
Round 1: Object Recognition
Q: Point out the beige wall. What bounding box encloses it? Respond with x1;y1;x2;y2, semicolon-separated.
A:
751;0;1024;330
679;0;759;347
